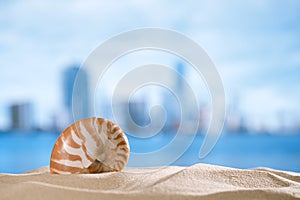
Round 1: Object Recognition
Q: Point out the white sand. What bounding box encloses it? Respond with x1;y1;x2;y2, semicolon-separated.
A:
0;164;299;200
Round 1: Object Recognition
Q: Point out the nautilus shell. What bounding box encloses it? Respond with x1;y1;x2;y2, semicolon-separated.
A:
50;117;130;174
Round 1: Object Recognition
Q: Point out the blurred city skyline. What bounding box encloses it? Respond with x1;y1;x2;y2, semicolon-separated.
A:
1;0;300;133
2;61;300;134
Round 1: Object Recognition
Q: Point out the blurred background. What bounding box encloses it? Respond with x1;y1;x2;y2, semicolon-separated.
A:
1;0;300;173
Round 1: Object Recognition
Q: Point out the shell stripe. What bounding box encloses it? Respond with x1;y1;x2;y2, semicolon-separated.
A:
70;129;82;146
51;160;82;173
52;159;83;168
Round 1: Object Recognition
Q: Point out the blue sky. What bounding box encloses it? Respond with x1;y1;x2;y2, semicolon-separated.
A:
0;0;300;130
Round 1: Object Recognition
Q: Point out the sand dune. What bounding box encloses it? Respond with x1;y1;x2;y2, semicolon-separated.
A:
0;164;299;200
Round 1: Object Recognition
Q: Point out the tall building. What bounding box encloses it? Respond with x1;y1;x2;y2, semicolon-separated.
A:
175;62;195;120
175;62;185;93
162;90;180;131
63;65;90;123
10;102;34;131
116;99;149;132
128;99;149;127
171;61;199;133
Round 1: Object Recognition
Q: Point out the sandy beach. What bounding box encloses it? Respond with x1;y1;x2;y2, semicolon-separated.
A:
0;164;299;200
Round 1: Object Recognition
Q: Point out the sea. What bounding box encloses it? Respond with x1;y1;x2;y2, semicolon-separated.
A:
1;131;300;173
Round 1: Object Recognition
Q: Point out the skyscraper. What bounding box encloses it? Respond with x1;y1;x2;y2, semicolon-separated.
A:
63;65;90;123
175;62;185;93
173;61;199;133
10;102;34;131
175;62;191;119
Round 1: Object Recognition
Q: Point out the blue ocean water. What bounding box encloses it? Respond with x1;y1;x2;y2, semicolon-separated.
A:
0;131;300;173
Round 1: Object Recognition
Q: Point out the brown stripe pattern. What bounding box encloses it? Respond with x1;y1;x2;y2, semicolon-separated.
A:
50;117;130;174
